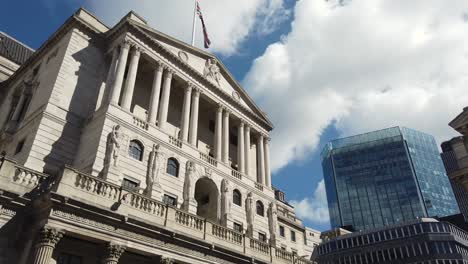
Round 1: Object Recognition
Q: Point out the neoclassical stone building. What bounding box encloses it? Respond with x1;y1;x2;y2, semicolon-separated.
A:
0;8;319;264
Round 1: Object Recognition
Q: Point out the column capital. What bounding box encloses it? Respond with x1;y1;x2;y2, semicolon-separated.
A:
37;226;64;247
185;83;193;92
155;61;165;72
165;67;174;77
239;120;245;128
122;39;132;49
131;46;143;57
217;104;224;112
193;87;202;96
245;123;251;131
223;108;231;115
104;242;126;262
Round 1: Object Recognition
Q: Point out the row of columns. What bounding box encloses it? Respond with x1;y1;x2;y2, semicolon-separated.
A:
214;106;271;187
106;39;270;187
106;40;201;145
31;226;174;264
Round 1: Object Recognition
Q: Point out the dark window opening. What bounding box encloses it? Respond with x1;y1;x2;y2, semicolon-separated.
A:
209;120;215;133
122;178;139;191
279;226;285;237
256;201;264;216
15;139;25;155
166;158;179;177
291;230;296;242
233;189;242;206
234;222;243;233
128;140;144;161
58;253;82;264
259;232;267;242
163;194;178;207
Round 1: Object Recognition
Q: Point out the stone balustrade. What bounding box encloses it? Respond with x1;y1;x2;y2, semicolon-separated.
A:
75;172;120;201
199;152;217;167
0;157;49;196
121;191;166;218
231;170;242;180
275;247;293;262
211;223;243;245
174;209;204;231
133;116;149;130
13;165;48;187
255;182;264;191
168;135;182;148
249;238;270;255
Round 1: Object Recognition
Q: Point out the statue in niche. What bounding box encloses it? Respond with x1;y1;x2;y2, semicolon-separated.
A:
220;179;231;225
245;192;255;236
268;202;278;245
144;144;164;197
181;160;195;211
103;125;121;170
203;58;221;86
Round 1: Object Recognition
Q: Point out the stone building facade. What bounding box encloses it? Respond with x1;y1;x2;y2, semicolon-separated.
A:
0;8;318;264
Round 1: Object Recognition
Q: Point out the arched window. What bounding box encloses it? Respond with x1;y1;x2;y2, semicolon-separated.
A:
166;158;179;177
233;189;242;206
256;201;264;217
128;140;144;161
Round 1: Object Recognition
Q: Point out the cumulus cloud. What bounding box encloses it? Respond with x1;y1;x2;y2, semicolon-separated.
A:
290;180;329;224
245;0;468;172
86;0;290;55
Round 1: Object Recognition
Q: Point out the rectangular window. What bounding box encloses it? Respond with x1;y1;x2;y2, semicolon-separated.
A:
259;232;267;242
58;253;82;264
291;230;296;242
122;178;139;191
234;222;243;233
163;194;178;207
209;120;215;132
15;139;25;154
279;226;285;237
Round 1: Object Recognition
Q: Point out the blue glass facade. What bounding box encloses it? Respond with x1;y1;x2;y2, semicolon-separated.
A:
321;127;459;231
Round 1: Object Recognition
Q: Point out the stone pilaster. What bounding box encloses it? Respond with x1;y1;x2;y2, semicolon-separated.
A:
238;121;245;173
110;40;130;105
264;137;271;187
158;68;173;130
215;105;223;161
222;109;230;164
121;46;141;110
180;83;193;142
32;226;64;264
257;134;265;184
244;125;251;177
102;242;126;264
188;88;201;146
148;63;164;125
104;48;119;101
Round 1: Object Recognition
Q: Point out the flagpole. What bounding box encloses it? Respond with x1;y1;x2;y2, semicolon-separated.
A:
191;0;197;46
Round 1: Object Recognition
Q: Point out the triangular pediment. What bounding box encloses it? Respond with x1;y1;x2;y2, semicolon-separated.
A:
124;21;272;129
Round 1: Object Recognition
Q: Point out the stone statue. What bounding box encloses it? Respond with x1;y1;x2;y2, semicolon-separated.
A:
102;125;121;179
181;160;195;211
203;58;221;86
268;202;278;245
144;144;163;197
220;179;231;225
245;192;255;237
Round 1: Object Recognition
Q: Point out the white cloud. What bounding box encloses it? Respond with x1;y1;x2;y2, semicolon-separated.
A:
290;180;329;224
86;0;289;55
245;0;468;172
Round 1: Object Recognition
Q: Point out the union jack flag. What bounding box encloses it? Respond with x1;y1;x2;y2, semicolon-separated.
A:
196;1;211;48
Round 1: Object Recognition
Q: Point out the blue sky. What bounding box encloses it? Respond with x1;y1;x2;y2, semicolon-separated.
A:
3;0;468;231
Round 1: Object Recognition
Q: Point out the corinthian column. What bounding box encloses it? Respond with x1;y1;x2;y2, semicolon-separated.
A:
102;242;126;264
158;69;173;130
264;137;271;187
147;63;164;125
215;105;223;161
32;226;64;264
105;48;119;99
110;41;130;105
244;125;251;177
257;134;265;184
180;83;192;142
238;121;245;173
222;110;230;164
121;46;141;110
189;88;201;146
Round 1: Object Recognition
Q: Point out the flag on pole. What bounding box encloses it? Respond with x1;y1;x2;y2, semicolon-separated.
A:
196;1;211;48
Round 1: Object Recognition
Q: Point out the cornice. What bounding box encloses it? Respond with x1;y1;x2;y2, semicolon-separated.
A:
106;21;273;132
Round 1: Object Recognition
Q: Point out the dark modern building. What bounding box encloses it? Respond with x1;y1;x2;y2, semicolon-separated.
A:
312;218;468;264
321;127;459;231
441;139;468;222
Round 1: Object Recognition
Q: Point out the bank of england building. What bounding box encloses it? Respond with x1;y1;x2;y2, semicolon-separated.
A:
0;8;320;264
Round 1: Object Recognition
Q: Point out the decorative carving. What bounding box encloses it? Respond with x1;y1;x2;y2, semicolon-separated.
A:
203;58;221;86
245;192;255;237
232;91;240;101
144;144;164;197
268;202;278;245
220;179;231;225
205;166;213;178
181;160;196;211
178;50;189;63
106;125;121;167
37;226;64;247
103;243;126;263
161;256;175;264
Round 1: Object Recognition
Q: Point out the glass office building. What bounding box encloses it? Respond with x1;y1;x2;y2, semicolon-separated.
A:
321;127;459;231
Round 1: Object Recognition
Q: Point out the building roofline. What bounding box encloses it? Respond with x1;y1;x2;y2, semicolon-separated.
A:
0;31;35;52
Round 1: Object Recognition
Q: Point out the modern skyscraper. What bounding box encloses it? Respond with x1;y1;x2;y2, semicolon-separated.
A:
321;126;459;231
